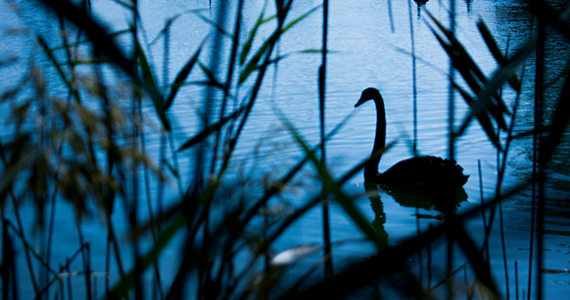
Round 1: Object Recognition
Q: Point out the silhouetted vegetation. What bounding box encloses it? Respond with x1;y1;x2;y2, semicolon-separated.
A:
1;0;569;299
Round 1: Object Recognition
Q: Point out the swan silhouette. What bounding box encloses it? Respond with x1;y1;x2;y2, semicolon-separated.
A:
355;88;468;188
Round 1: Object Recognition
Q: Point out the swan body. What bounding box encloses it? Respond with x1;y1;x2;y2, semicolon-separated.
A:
355;88;468;188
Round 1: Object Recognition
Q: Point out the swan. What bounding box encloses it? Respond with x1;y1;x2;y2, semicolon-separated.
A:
355;88;469;188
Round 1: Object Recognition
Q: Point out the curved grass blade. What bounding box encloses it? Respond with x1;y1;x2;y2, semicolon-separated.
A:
427;12;510;118
477;20;521;92
177;106;244;152
37;36;81;103
539;74;570;166
456;33;538;138
189;9;233;37
239;5;320;85
164;35;208;111
240;7;269;66
106;211;187;299
287;185;528;300
509;125;550;140
161;158;179;178
453;82;501;150
150;14;181;46
198;61;225;91
276;108;386;249
38;0;139;84
239;8;278;66
228;110;359;265
428;24;509;132
135;39;170;130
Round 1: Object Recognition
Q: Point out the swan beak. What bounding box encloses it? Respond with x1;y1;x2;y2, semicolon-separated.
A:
355;97;368;108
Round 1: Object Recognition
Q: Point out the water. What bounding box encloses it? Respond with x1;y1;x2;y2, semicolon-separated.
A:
1;0;569;298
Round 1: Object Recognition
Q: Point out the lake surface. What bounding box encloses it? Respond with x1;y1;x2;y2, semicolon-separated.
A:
1;0;570;299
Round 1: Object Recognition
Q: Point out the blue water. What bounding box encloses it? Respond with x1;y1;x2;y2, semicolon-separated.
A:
1;0;569;298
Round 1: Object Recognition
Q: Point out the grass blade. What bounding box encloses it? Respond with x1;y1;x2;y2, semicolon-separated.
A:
190;9;233;37
198;62;225;91
240;7;274;66
277;109;385;249
177;106;244;152
539;74;570;166
135;39;170;130
39;0;139;84
164;36;208;110
239;5;320;85
453;82;501;150
477;20;521;92
37;36;81;103
456;33;537;138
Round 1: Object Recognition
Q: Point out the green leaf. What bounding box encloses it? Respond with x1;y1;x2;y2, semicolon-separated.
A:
427;11;510;119
453;83;502;150
539;75;570;166
164;35;208;110
198;61;225;91
277;107;386;249
239;5;320;86
161;158;179;178
39;0;140;84
190;9;233;38
135;39;170;130
177;106;244;152
477;20;521;92
150;14;181;46
240;9;267;66
107;208;187;299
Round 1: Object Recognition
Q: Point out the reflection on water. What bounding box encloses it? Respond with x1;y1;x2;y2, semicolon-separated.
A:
364;182;388;248
384;184;467;213
363;180;467;245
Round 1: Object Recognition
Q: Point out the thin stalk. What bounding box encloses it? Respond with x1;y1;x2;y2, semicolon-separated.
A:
319;0;333;278
2;219;14;300
217;1;293;179
428;223;432;292
447;3;457;298
36;242;89;299
534;15;546;300
200;3;230;299
130;2;143;300
168;131;184;197
515;261;519;300
66;260;72;300
448;0;456;161
478;160;490;263
415;193;422;285
407;0;418;155
210;0;244;176
499;200;509;299
106;230;111;296
0;138;39;294
74;218;91;300
4;221;58;277
139;37;164;299
92;49;130;300
387;0;395;33
527;18;539;300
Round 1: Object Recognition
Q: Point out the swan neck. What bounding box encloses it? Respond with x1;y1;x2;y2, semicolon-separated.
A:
365;97;386;181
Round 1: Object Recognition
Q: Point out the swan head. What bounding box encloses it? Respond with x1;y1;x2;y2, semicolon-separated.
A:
355;88;383;107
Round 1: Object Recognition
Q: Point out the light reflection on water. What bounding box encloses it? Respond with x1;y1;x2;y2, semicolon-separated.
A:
1;0;569;298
